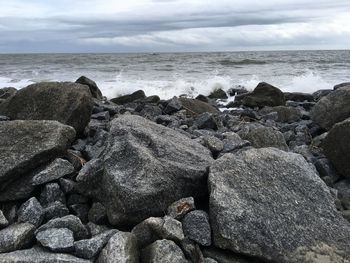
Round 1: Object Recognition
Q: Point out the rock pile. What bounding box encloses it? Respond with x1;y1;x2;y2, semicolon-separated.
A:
0;78;349;263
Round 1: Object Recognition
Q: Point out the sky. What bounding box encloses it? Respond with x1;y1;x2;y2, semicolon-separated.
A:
0;0;350;53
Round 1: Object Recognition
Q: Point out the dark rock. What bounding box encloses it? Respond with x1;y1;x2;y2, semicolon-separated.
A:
44;202;70;221
311;86;350;130
284;92;314;102
0;82;93;134
59;178;77;194
182;210;211;246
88;202;108;224
69;203;90;224
312;89;333;101
31;158;75;186
194;112;218;130
178;98;219;116
0;120;75;187
76;76;103;99
36;228;74;252
208;88;228;99
0;173;37;202
202;247;254;263
167;197;195;220
179;238;203;263
141;239;189;263
261;106;302;123
79;115;213;226
67;194;89;206
0;246;92;263
202;136;224;155
342;210;350;222
242;82;285;108
209;148;350;262
36;214;89;240
164;97;182;114
1;204;17;225
334;179;350;210
334;82;350;90
74;230;117;259
323;118;350;177
17;197;44;227
227;87;249;96
86;223;110;237
0;87;17;99
0;223;35;253
76;159;104;197
0;210;8;229
40;183;65;207
97;231;139;263
314;158;340;185
195;94;209;103
91;111;110;121
84;130;109;160
111;90;146;105
142;95;160;104
221;132;250;153
65;150;86;171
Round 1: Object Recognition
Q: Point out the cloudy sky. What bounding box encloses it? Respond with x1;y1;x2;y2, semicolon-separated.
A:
0;0;350;53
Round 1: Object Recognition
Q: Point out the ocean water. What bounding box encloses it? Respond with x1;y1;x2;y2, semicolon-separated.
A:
0;50;349;99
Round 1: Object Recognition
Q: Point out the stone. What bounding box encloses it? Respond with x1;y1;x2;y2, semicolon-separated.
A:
195;94;209;103
0;173;37;202
238;125;288;151
79;115;213;226
76;76;103;99
0;120;75;187
242;82;285;108
74;230;117;259
167;197;196;220
17;197;44;227
36;228;74;252
284;92;314;102
221;132;251;153
97;231;139;263
314;158;340;185
311;86;350;130
312;89;333;101
0;210;8;229
342;210;350;222
260;106;302;123
194;113;218;130
209;148;350;262
76;158;104;197
0;223;35;253
161;216;185;242
0;87;17;99
36;214;89;240
88;202;108;224
40;183;65;207
44;202;69;221
91;111;110;121
179;238;203;263
334;82;350;90
334;179;350;210
141;239;188;263
178;98;219;116
164;97;182;114
202;247;254;263
59;178;77;194
69;203;90;223
31;158;75;185
0;82;93;134
182;210;211;246
323;118;350;177
0;246;92;263
111;90;146;105
208;88;228;99
86;223;110;237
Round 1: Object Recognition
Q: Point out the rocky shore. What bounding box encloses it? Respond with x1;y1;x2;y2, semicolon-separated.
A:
0;77;350;263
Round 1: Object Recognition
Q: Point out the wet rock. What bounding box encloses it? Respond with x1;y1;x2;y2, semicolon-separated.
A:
195;94;209;103
40;183;65;207
323;118;350;177
80;115;213;226
36;228;74;252
333;82;350;90
74;230;117;259
242;82;285;108
0;82;93;134
182;210;211;246
0;120;75;187
141;239;188;263
209;148;350;262
208;88;228;99
111;90;146;105
284;92;314;102
194;112;218;130
311;86;350;130
31;158;75;185
97;231;139;263
0;210;8;229
0;223;35;253
178;98;219;116
167;197;195;220
76;76;103;100
17;197;44;227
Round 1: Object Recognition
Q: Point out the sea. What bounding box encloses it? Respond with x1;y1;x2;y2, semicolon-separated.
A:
0;50;349;99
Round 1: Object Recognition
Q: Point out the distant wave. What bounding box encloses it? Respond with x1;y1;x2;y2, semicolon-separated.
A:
216;59;268;66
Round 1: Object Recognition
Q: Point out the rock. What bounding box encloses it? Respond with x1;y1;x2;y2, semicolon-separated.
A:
284;92;314;102
342;210;350;222
59;178;77;194
312;89;333;101
76;158;104;197
31;158;75;185
179;238;203;263
0;87;17;99
238;125;288;151
261;106;302;123
182;210;211;246
0;120;75;187
86;223;110;236
194;113;218;130
91;111;110;121
74;230;117;259
97;231;139;263
36;228;74;252
17;197;44;227
323;118;350;177
69;203;90;224
242;82;285;108
203;258;218;263
167;197;196;220
208;89;228;99
88;202;108;224
141;239;188;263
178;98;219;116
164;97;182;114
0;223;35;253
221;132;250;153
36;214;89;240
0;246;92;263
162;216;185;242
209;148;350;262
334;82;350;90
0;210;8;229
0;82;93;134
0;173;37;202
76;76;103;99
40;183;65;207
334;179;350;210
314;158;340;185
80;115;213;226
111;90;146;105
311;86;350;130
202;247;254;263
44;202;69;221
143;95;160;104
195;95;209;103
227;87;248;96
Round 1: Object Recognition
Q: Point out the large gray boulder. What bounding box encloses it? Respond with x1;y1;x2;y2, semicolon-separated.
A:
0;246;92;263
323;118;350;177
0;223;35;253
242;82;285;108
78;115;213;226
208;148;350;262
0;120;75;188
76;76;103;100
311;86;350;130
0;82;93;134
